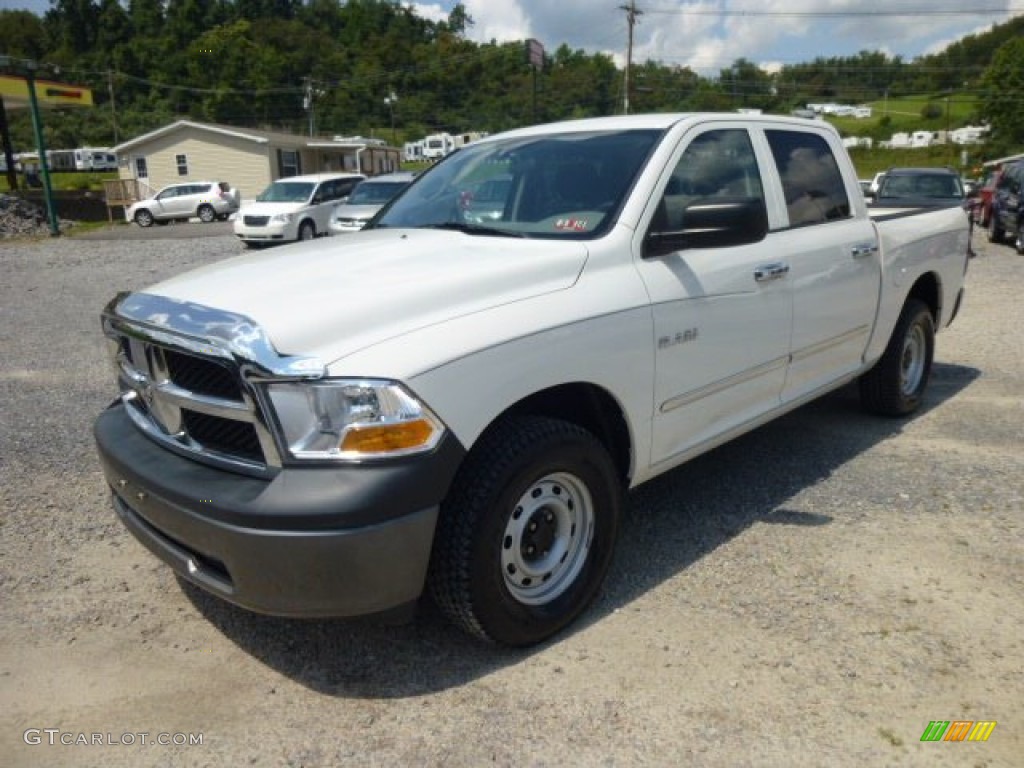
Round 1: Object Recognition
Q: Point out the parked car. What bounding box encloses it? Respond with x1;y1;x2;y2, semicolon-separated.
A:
234;173;364;245
987;160;1024;253
869;167;965;209
970;166;1003;227
327;172;415;234
126;181;240;227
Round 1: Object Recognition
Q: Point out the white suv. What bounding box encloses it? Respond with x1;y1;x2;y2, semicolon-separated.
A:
127;181;240;227
233;173;365;246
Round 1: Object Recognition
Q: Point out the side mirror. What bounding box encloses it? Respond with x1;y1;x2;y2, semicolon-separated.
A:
645;197;769;257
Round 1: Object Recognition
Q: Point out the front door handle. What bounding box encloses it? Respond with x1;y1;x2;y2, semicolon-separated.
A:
754;262;790;282
851;242;879;259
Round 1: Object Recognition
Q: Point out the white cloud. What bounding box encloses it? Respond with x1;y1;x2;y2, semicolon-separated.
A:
407;3;449;25
420;0;1023;75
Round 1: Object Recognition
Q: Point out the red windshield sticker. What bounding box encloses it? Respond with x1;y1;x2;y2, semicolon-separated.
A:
555;218;589;231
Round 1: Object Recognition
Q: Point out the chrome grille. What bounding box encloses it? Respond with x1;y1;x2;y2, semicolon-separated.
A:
109;336;279;475
102;292;328;477
163;349;242;401
181;411;264;462
243;215;270;226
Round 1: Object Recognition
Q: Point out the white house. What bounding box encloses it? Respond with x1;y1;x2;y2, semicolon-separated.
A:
112;120;401;202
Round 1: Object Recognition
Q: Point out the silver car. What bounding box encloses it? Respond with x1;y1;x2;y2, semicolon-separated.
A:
127;181;240;227
328;172;416;234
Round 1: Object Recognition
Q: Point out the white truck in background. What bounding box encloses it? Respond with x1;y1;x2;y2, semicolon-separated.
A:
94;113;969;647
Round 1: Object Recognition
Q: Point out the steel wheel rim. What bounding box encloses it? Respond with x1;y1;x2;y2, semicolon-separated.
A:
501;471;594;606
900;322;926;396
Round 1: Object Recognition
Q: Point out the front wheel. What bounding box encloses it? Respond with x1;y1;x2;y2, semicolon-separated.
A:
134;209;154;228
859;298;935;416
429;416;622;646
298;220;315;241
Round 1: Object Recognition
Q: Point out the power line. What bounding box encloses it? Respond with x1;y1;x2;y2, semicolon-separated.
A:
641;5;1024;18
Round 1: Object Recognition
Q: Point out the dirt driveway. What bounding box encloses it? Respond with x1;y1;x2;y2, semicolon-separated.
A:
1;233;1021;767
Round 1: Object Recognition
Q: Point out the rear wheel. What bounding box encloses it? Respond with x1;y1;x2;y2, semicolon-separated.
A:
429;415;622;646
859;298;934;416
298;220;316;241
197;204;216;223
134;209;154;228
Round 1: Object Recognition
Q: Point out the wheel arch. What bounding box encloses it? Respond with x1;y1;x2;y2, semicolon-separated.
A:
906;271;941;325
473;382;634;486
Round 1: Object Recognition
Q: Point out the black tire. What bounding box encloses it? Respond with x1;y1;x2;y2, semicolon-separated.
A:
429;415;622;646
197;204;216;223
134;209;154;228
859;298;934;417
298;220;316;241
1015;220;1024;255
988;212;1004;243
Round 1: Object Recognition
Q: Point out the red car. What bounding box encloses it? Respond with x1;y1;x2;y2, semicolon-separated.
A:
970;166;1003;227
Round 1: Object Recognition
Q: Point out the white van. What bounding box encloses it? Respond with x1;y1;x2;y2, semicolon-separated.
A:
233;173;364;246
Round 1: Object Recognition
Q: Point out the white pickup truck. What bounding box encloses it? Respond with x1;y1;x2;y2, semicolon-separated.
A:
94;113;970;646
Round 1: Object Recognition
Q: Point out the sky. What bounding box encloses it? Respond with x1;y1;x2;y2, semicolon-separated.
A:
4;0;1022;75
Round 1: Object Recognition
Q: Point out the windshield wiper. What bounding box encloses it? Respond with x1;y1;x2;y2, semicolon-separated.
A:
422;221;527;238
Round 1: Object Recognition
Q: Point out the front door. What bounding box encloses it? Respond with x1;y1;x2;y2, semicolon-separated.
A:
635;126;793;466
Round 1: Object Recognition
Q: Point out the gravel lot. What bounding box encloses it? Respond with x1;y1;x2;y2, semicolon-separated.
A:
1;227;1021;767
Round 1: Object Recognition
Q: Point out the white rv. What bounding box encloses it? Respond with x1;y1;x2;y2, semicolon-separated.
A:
422;132;454;161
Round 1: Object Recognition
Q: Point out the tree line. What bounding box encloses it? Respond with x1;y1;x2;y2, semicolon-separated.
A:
1;1;1022;154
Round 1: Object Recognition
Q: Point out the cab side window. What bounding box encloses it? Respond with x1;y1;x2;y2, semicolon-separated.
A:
766;130;851;227
654;128;764;233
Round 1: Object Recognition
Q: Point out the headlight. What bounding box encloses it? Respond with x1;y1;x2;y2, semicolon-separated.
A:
271;213;294;223
265;379;444;461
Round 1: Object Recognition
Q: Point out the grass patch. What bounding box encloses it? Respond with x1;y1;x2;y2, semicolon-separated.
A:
0;171;118;193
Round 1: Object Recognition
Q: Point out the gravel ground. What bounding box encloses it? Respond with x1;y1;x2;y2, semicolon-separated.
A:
1;227;1021;767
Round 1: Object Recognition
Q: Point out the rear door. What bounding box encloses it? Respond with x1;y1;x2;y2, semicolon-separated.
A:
761;127;881;403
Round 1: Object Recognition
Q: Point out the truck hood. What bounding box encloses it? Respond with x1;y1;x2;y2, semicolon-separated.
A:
146;229;589;367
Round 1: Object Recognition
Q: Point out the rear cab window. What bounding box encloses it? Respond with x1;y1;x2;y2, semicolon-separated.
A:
766;130;851;227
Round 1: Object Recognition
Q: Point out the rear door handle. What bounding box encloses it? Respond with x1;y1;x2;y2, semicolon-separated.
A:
851;242;879;259
754;262;790;282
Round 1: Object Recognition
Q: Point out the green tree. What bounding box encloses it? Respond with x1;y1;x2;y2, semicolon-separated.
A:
979;37;1024;147
0;10;48;60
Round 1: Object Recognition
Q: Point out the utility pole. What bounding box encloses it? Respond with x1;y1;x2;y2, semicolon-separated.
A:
107;69;119;144
384;91;398;146
620;1;642;115
303;77;314;137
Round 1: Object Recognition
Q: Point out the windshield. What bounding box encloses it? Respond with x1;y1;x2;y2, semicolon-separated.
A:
878;174;963;200
373;128;662;238
348;181;410;205
256;181;315;203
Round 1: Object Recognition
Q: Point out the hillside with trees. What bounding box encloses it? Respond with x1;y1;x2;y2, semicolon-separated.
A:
1;1;1022;157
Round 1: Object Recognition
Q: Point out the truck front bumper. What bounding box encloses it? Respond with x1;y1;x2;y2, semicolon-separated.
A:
94;404;464;618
